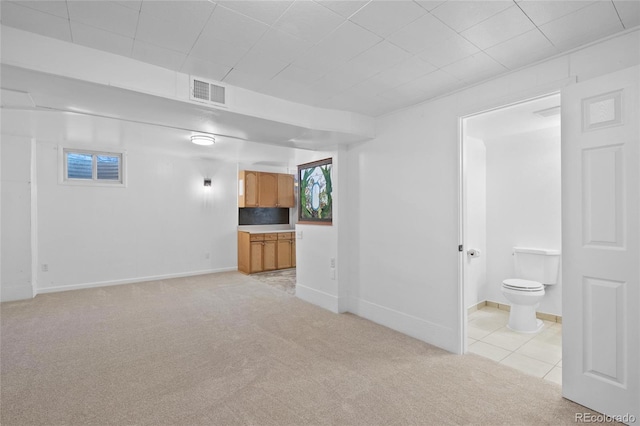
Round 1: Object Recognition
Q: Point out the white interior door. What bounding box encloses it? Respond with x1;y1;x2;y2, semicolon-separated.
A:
562;65;639;422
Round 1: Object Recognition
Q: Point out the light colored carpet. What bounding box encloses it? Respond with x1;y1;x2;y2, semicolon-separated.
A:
1;271;598;425
248;268;296;295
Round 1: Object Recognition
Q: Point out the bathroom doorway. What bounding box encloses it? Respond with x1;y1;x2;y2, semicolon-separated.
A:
460;94;562;384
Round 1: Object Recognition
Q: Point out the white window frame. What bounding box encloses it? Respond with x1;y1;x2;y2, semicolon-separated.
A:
59;146;127;187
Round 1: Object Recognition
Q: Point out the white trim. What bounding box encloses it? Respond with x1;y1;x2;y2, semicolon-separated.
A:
30;138;38;298
349;297;457;353
1;286;35;302
295;283;341;313
35;267;237;295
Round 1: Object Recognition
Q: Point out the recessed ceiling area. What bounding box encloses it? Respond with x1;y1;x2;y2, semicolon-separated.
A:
0;64;369;158
1;0;636;117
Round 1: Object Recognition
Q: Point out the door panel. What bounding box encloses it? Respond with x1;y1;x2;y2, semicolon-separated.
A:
562;65;639;421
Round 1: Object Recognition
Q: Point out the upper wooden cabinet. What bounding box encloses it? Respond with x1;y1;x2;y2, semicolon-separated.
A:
277;174;295;208
239;170;295;208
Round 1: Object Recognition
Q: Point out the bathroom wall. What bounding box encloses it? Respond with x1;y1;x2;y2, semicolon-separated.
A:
464;136;487;309
485;126;562;315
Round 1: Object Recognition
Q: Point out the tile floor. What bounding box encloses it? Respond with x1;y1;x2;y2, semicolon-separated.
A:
467;306;562;385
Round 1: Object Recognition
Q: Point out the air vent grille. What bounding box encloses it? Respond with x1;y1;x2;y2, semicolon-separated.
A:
192;79;210;101
190;77;227;107
211;84;225;104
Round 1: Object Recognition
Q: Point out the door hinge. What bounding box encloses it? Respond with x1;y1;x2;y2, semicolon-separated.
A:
458;244;464;252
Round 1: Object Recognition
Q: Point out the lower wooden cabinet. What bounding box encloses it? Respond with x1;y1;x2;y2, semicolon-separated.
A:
238;231;295;274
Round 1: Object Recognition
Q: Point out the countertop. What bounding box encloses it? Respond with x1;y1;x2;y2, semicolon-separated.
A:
237;225;295;234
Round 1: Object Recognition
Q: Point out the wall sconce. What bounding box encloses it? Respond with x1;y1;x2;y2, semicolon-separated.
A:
204;178;212;187
191;135;215;146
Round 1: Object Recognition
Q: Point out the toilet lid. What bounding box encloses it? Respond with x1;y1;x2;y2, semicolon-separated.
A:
503;278;544;291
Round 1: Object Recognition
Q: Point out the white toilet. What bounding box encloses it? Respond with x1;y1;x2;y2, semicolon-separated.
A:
501;247;560;333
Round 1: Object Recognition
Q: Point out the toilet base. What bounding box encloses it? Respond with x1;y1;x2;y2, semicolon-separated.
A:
507;304;543;333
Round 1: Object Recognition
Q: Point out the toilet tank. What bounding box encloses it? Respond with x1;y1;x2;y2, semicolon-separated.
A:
513;247;561;285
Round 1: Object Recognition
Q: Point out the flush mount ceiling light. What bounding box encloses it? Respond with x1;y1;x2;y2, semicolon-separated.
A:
190;135;215;146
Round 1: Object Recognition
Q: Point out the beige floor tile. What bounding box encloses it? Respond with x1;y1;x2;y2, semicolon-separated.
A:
544;366;562;386
468;341;511;362
500;353;555;378
468;315;507;333
481;327;536;352
468;324;492;340
515;338;562;365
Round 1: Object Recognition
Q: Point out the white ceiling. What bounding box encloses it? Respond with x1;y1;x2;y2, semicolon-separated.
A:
2;0;637;117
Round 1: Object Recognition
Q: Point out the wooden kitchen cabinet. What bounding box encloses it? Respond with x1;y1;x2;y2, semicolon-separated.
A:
238;171;294;208
238;170;259;207
258;173;278;207
238;231;295;274
277;174;295;207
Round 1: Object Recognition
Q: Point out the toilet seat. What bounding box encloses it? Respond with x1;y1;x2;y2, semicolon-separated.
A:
502;278;544;292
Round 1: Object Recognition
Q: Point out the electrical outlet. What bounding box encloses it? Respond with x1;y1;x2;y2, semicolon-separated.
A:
41;264;48;272
330;258;335;268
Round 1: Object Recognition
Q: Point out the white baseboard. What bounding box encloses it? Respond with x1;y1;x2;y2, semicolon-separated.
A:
295;283;341;314
35;267;238;295
349;296;458;353
1;285;35;302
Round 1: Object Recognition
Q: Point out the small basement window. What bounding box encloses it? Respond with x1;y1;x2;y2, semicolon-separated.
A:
62;148;125;186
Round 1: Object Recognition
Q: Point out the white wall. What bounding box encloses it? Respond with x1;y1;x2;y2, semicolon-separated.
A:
345;30;639;353
464;136;487;309
485;127;562;315
35;141;239;292
1;135;34;301
294;147;348;313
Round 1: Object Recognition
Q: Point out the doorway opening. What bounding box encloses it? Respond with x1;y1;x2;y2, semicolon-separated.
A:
460;93;562;385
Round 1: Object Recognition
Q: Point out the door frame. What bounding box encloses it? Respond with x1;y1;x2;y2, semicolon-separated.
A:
457;91;562;355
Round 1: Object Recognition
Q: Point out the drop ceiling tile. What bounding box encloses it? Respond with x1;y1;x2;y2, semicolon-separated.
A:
70;21;134;57
223;68;270;91
431;0;512;32
315;1;369;19
248;28;312;64
1;2;72;42
461;5;536;50
517;0;597;26
114;1;141;12
395;69;461;98
135;13;199;54
316;92;380;115
312;66;366;94
370;55;437;88
387;13;456;54
67;1;139;38
349;40;412;76
271;64;324;86
313;21;383;62
539;1;624;50
190;34;249;68
613;0;640;28
8;0;69;18
414;1;447;12
274;0;344;43
349;1;427;37
132;40;187;71
217;1;293;25
180;56;232;82
346;77;397;98
140;1;214;28
261;79;331;105
201;5;269;50
441;51;506;83
417;33;480;68
292;46;348;75
233;51;290;80
485;28;557;70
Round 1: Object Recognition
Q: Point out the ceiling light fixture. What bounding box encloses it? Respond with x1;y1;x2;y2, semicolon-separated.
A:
191;135;215;146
